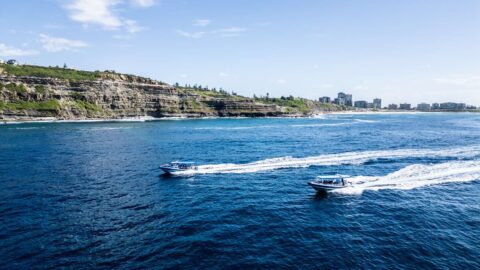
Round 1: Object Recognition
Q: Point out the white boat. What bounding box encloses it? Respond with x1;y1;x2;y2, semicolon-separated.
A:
308;176;350;192
159;161;197;175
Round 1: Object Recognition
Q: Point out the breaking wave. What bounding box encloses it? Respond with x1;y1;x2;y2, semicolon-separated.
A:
335;160;480;195
193;119;376;130
88;127;133;131
174;145;480;175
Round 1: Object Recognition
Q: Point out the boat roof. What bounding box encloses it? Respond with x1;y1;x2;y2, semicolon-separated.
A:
316;175;344;179
171;161;195;164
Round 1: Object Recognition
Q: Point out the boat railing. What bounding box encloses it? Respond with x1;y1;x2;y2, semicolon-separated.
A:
315;176;345;185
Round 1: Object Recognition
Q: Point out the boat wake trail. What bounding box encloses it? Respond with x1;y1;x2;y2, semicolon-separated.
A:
335;160;480;195
176;145;480;175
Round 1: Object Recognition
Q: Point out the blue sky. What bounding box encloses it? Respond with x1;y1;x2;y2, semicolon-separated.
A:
1;0;479;105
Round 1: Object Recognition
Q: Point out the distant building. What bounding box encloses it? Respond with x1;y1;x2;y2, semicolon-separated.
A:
335;92;346;105
432;103;440;110
345;94;353;107
458;103;466;110
367;102;374;109
399;103;411;110
335;92;353;106
354;100;368;109
6;59;18;65
373;98;382;109
319;96;331;103
388;104;398;110
467;105;477;110
417;103;431;111
440;102;466;111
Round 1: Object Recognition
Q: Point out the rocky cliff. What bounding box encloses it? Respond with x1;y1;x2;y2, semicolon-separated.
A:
0;65;345;121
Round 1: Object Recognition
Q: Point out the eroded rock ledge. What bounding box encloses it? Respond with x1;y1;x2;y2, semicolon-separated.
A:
0;75;295;121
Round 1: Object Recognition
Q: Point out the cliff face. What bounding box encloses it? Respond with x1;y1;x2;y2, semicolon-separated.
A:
0;75;291;121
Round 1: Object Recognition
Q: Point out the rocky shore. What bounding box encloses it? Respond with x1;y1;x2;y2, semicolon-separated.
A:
0;65;347;122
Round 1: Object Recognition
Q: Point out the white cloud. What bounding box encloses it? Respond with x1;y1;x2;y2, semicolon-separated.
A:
353;84;369;91
434;75;480;88
180;74;188;78
219;72;229;77
193;19;211;27
44;24;66;30
66;0;123;29
320;83;334;88
39;34;89;52
176;26;246;39
65;0;145;33
0;43;37;56
124;20;144;33
130;0;156;7
277;79;287;84
176;30;205;39
212;27;246;37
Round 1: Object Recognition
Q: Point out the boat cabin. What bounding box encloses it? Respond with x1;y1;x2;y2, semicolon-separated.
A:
170;161;196;169
315;176;346;186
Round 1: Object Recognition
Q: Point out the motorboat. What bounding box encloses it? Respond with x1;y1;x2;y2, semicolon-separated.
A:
159;161;197;175
308;176;350;192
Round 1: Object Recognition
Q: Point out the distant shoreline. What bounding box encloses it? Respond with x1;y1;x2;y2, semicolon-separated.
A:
1;110;478;124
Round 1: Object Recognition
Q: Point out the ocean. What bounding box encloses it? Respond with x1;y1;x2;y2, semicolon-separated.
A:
1;113;479;269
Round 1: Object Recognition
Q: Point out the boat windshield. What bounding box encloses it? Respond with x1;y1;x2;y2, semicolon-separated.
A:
171;162;195;169
317;177;344;185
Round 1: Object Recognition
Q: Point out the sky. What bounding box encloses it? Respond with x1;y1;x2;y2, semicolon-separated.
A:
1;0;479;105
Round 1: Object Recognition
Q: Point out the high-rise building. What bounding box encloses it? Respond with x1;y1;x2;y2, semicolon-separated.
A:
345;94;353;107
399;103;411;110
388;104;398;110
354;101;368;109
319;96;331;103
440;103;466;111
373;98;382;109
417;103;431;111
335;92;353;106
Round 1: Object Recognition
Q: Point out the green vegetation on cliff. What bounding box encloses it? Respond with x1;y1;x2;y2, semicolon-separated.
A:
0;64;348;119
34;85;47;94
1;64;100;81
0;100;60;112
255;96;310;113
5;83;27;94
73;100;102;113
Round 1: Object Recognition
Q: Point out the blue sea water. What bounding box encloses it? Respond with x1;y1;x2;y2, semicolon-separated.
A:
1;113;480;269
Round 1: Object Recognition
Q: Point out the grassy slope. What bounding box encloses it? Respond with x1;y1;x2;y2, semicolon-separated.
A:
0;64;344;115
0;64;101;81
0;99;60;112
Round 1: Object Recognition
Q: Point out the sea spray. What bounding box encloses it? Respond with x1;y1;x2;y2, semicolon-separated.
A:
174;145;480;175
193;118;377;130
335;160;480;195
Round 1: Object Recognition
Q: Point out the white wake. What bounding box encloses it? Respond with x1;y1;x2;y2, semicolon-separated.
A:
174;145;480;175
335;160;480;194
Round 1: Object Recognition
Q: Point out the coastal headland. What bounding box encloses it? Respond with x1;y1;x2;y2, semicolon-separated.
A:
0;64;348;122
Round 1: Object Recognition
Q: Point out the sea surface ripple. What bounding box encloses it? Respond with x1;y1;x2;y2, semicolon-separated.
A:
1;113;479;269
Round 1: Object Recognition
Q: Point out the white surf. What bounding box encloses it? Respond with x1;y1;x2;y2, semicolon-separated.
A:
174;145;480;175
334;160;480;195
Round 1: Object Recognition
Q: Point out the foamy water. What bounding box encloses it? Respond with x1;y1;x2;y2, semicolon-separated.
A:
2;113;480;269
335;160;480;194
193;118;376;130
173;145;480;175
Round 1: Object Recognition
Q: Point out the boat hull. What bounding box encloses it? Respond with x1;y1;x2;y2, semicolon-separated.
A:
160;167;180;174
308;182;346;192
159;165;197;175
